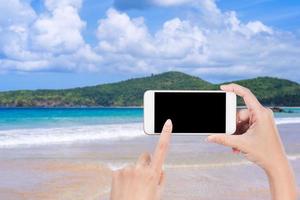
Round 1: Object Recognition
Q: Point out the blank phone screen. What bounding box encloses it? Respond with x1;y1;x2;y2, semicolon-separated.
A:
154;92;226;133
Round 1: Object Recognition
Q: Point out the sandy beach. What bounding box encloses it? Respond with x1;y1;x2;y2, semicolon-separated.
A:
0;123;299;200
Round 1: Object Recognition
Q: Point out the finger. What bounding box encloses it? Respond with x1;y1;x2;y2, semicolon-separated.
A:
136;152;151;168
158;171;165;186
235;109;250;135
152;119;173;173
111;170;122;198
220;84;263;113
156;171;166;200
207;134;244;151
112;169;122;182
237;109;249;122
122;165;134;174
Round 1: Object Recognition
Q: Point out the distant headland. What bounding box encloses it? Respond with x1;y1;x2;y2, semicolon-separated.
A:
0;71;299;107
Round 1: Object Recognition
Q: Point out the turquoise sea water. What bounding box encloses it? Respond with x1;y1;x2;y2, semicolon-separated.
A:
0;107;299;148
0;108;143;130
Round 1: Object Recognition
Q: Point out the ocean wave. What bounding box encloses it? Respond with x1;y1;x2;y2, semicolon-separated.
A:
275;117;300;125
0;123;144;148
287;154;300;161
1;117;300;148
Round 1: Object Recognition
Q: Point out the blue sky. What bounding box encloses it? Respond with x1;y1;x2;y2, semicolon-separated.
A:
0;0;300;91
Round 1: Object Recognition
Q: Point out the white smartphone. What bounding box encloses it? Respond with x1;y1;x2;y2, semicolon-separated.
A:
144;90;236;135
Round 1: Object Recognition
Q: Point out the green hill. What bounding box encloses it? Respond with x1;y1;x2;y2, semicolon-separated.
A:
0;71;299;107
230;77;300;106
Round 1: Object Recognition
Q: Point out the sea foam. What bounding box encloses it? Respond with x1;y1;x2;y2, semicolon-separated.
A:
275;117;300;125
0;123;144;148
0;117;300;148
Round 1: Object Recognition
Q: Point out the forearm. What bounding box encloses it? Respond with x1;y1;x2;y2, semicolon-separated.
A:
266;158;297;200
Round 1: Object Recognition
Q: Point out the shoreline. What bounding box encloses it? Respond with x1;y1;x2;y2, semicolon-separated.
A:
0;106;143;109
0;106;299;109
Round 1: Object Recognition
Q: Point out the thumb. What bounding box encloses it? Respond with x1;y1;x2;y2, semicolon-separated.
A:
207;134;243;150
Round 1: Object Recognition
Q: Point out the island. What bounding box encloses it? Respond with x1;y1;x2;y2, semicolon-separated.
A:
0;71;299;107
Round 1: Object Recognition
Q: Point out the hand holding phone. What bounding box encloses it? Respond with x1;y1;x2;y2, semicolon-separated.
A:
207;84;297;200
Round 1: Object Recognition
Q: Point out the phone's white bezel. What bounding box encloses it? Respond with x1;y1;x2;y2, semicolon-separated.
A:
143;90;236;135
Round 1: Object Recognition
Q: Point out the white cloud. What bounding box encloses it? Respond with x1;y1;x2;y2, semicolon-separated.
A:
0;0;101;72
246;21;273;35
226;11;273;38
0;0;36;26
0;59;50;72
94;4;300;80
97;8;153;56
45;0;82;10
96;9;206;72
31;4;86;53
0;0;300;82
154;18;206;59
0;0;37;62
152;0;193;6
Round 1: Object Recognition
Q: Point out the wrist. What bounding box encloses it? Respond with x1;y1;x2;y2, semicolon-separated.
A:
264;156;297;200
264;156;296;188
264;154;290;177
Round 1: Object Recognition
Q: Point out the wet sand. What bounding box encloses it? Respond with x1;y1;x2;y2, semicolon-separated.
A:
0;124;299;200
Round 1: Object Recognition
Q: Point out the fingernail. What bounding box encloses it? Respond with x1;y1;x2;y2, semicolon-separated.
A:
165;119;172;126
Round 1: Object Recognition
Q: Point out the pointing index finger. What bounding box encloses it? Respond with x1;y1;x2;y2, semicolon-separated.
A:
152;119;173;173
